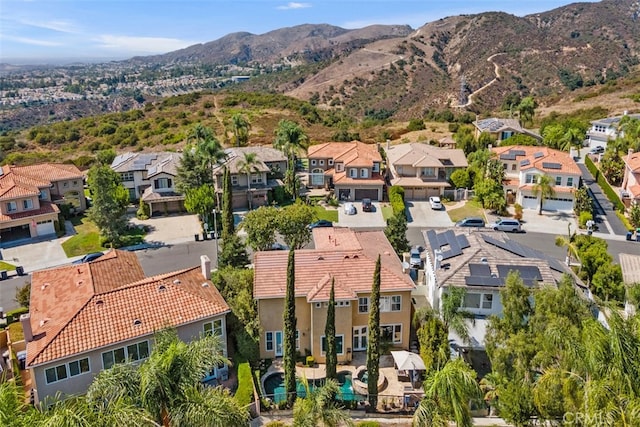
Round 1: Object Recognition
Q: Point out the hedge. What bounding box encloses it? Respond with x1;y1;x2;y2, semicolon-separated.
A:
234;361;254;406
584;156;625;212
5;307;28;325
388;186;406;217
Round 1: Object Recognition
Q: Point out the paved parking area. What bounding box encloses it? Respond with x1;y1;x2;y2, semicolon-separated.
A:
485;209;578;236
405;201;454;228
129;213;202;245
337;201;386;228
1;237;71;273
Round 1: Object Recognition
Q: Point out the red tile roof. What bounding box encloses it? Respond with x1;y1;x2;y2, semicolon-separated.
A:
13;163;83;182
253;229;414;301
624;151;640;172
0;163;83;201
27;250;229;367
308;141;382;167
0;201;59;223
491;146;580;175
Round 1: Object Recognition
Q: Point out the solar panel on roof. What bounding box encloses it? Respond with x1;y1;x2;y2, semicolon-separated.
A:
469;263;491;277
457;234;470;249
480;234;566;273
542;162;562;170
497;265;542;280
500;153;516;161
534;152;544;158
465;276;503;287
520;159;530;167
511;150;526;156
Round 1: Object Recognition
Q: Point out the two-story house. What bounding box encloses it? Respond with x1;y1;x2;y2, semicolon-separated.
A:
622;149;640;205
253;228;415;364
24;250;230;404
586;113;640;150
491;146;581;211
212;146;287;209
473;118;542;144
384;142;468;200
307;141;384;201
419;228;568;350
111;152;184;216
0;163;85;245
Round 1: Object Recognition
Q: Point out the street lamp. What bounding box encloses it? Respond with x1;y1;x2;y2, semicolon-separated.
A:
212;207;218;268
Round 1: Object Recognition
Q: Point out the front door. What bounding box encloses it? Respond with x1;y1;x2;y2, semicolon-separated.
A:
275;331;283;357
353;326;367;351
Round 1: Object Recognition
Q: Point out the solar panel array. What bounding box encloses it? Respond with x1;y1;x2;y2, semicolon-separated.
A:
497;265;542;280
520;159;530;167
480;234;565;272
469;263;491;277
425;230;471;261
534;151;544;158
500;153;516;161
465;276;503;286
542;162;562;170
511;150;526;156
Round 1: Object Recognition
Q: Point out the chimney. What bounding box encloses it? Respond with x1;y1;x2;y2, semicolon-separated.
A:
20;313;33;342
200;255;211;280
434;249;443;271
629;148;634;157
386;139;391;150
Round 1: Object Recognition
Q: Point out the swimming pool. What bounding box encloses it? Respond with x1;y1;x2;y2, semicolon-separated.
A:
263;371;365;404
336;371;365;402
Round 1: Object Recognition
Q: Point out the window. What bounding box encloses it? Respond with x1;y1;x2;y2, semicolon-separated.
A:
381;324;402;344
463;293;481;309
45;364;68;384
128;188;136;201
321;335;344;355
555;176;562;186
503;164;507;170
39;190;47;200
296;330;300;350
63;182;68;188
265;332;274;351
372;162;380;172
380;296;401;312
102;341;149;369
360;168;368;178
121;172;134;182
154;178;172;189
567;177;574;187
482;294;493;310
126;342;150;362
319;160;325;166
68;358;90;377
336;301;351;307
23;199;33;209
231;175;239;186
73;180;78;186
336;163;344;172
251;174;263;184
421;167;435;177
525;174;538;184
358;297;369;313
328;159;334;166
349;168;357;178
6;202;16;212
511;164;517;171
204;319;224;337
311;159;317;166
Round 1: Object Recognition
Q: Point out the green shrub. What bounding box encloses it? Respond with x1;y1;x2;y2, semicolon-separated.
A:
356;422;381;427
388;186;406;217
136;201;150;220
514;203;523;221
585;156;625;212
579;211;593;229
6;307;29;325
265;422;287;427
306;355;315;367
234;362;254;406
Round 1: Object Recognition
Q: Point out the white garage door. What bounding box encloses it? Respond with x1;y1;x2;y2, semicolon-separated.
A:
36;219;55;236
543;197;574;212
521;195;538;210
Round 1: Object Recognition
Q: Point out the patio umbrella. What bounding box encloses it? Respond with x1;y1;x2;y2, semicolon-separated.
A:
391;350;426;371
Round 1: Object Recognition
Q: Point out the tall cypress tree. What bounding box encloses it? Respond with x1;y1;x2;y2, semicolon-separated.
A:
283;249;297;406
325;278;337;381
222;166;235;235
366;255;381;409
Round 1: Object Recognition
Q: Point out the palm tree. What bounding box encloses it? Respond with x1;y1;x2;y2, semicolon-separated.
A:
531;174;556;215
274;120;308;199
190;124;226;173
440;287;475;344
560;126;585;156
230;113;251;147
479;373;502;416
555;224;580;267
413;358;481;427
292;378;353;427
237;152;260;210
517;96;536;127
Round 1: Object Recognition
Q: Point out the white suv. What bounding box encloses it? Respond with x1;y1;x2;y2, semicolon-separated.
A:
489;218;522;233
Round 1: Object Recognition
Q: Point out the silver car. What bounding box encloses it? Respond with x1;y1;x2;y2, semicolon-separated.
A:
344;202;356;215
489;218;522;233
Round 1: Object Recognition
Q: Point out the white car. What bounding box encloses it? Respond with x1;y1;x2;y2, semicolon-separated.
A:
344;202;357;215
489;218;522;233
429;196;443;210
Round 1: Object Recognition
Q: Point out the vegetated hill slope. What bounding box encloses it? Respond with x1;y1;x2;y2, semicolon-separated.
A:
129;24;413;66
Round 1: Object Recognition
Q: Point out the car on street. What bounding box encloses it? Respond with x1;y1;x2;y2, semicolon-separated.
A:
344;202;357;215
72;252;104;264
429;196;443;210
489;218;522;233
455;217;485;228
590;146;605;154
409;247;422;268
362;198;373;212
269;242;288;250
308;219;333;229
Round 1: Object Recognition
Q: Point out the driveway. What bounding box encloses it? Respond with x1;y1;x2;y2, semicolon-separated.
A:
1;237;71;274
338;201;386;228
129;213;202;245
485;209;578;236
405;201;454;228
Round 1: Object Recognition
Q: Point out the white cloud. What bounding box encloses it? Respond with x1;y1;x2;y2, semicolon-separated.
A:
94;35;196;54
277;2;311;10
1;35;62;46
18;18;79;33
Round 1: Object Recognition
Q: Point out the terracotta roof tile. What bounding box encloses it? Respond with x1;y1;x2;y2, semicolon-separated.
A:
624;151;640;172
308;142;381;166
491;145;580;175
0;201;59;222
27;250;229;367
13;164;83;182
254;229;414;300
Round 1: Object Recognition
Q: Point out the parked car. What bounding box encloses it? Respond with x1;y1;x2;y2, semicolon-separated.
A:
455;217;485;228
409;247;422;268
344;202;357;215
429;196;443;210
72;252;104;264
362;198;373;212
308;219;333;229
489;218;522;233
590;146;605;154
269;242;288;250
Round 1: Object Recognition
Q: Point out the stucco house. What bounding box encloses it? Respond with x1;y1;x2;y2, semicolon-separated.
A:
419;228;568;350
619;253;640;317
307;141;384;201
212;146;286;209
491;145;581;211
0;163;85;244
586;113;640;150
622;149;640;204
23;250;230;404
253;228;415;364
384;142;468;200
111;152;184;216
473;118;542;143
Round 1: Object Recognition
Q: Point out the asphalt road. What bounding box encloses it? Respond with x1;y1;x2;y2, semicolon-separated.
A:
0;275;30;313
135;240;220;276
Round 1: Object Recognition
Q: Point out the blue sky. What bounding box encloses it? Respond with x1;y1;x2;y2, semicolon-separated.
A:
0;0;597;63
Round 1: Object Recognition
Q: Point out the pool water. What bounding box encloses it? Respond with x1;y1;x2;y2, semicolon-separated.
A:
263;371;364;404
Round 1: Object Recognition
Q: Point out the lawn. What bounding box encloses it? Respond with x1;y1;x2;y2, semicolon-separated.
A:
62;216;104;257
380;203;394;220
447;200;486;223
312;205;339;222
0;261;16;271
8;321;24;342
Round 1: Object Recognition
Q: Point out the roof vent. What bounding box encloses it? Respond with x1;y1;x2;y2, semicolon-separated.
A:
95;299;104;307
39;319;50;327
481;257;488;264
41;282;50;290
158;285;167;292
317;256;324;260
491;273;498;278
173;279;181;285
343;255;350;259
202;282;210;288
352;254;359;259
133;319;142;326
